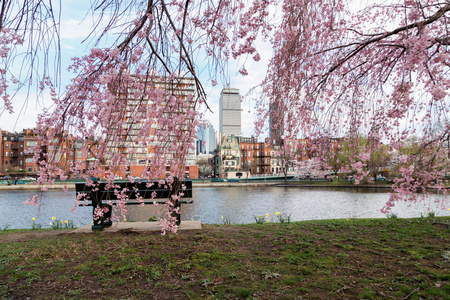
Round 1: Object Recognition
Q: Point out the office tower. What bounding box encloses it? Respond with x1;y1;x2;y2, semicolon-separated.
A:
219;88;241;136
196;120;216;155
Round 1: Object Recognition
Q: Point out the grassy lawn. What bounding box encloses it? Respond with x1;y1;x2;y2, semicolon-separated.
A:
1;217;449;299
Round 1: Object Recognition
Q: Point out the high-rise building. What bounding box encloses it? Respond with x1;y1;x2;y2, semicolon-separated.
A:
219;88;241;136
196;120;216;155
105;74;198;178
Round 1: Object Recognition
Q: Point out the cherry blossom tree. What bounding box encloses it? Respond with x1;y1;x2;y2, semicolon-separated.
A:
1;0;273;232
2;0;450;228
259;0;450;212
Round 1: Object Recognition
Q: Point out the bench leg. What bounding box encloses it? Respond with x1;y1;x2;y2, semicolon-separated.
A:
92;204;112;231
172;200;181;226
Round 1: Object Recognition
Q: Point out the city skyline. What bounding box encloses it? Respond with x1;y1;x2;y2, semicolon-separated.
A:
0;1;270;138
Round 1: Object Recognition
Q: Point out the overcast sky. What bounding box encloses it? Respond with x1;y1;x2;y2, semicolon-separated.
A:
0;0;271;138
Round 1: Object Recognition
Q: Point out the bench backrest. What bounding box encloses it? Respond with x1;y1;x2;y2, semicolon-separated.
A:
75;180;193;202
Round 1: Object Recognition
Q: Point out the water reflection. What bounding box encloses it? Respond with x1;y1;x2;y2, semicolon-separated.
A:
0;186;448;229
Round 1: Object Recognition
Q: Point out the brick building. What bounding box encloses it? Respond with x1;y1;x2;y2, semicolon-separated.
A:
0;128;41;177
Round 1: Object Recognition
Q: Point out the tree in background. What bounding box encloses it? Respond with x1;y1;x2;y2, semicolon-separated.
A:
196;158;212;178
325;136;390;184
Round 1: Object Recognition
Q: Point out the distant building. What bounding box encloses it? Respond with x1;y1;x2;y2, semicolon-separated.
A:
196;120;216;155
239;137;271;176
0;128;41;177
219;88;241;136
269;102;284;146
105;74;199;179
216;134;240;179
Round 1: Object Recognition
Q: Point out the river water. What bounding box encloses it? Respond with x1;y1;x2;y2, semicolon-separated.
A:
1;186;449;229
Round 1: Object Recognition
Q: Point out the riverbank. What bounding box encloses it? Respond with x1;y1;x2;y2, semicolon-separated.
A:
1;217;449;299
0;180;394;190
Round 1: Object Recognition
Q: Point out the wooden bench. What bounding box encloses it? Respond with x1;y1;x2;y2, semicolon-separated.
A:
76;177;193;230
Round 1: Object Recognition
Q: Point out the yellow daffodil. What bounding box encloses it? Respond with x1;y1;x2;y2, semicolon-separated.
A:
346;219;349;221
32;217;35;221
265;219;269;223
64;220;68;224
52;216;56;220
221;216;224;220
275;212;280;215
60;220;63;224
258;215;262;218
266;213;269;218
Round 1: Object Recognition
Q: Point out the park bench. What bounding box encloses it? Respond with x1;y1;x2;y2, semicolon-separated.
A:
76;177;193;230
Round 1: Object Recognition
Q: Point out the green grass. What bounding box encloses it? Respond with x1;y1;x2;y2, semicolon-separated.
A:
0;217;449;299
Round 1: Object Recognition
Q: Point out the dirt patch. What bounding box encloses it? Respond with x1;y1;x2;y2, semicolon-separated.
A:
0;229;75;243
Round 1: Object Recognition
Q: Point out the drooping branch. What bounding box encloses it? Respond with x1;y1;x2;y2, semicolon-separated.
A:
324;3;450;82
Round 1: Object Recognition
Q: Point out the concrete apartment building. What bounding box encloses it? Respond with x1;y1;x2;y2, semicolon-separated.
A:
219;88;241;136
106;74;199;179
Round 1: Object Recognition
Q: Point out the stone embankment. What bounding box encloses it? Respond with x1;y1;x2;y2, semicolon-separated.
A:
0;181;394;190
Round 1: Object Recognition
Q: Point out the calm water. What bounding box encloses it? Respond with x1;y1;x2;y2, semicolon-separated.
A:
1;186;449;229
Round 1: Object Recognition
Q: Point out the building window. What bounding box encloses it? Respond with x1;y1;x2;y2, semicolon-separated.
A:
5;144;8;148
5;152;8;157
20;160;22;166
28;167;32;172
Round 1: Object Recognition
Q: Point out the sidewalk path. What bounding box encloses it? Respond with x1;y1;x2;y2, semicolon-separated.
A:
74;221;202;233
